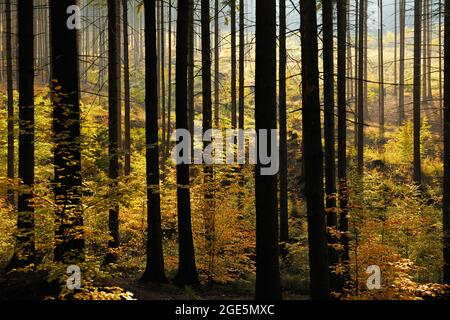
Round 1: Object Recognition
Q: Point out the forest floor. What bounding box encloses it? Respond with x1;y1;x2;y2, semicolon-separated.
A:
0;271;309;300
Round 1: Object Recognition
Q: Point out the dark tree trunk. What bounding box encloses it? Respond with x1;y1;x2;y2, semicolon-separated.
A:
399;0;405;124
6;0;36;272
160;0;166;163
443;0;450;285
357;0;365;175
141;0;167;283
337;0;349;288
123;0;131;176
279;0;289;256
105;0;121;265
5;0;15;206
214;0;220;127
174;0;199;286
230;0;237;128
201;0;215;284
187;0;194;151
300;0;330;300
378;0;385;140
165;0;173;164
50;0;84;264
322;0;338;292
238;0;244;130
413;0;422;185
255;0;281;300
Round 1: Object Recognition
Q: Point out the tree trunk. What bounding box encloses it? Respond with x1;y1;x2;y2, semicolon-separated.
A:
201;0;215;284
6;0;36;272
141;0;167;283
337;0;349;289
378;0;385;140
300;0;330;300
357;0;365;175
443;0;450;285
230;0;237;129
399;0;406;124
214;0;220;127
50;0;85;264
255;0;281;300
279;0;288;256
123;0;131;176
5;0;14;206
174;0;199;286
105;0;121;265
413;0;422;185
322;0;338;292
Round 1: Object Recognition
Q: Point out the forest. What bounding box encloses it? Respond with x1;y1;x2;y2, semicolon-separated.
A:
0;0;449;302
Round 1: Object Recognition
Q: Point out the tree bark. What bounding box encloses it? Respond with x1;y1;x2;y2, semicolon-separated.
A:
300;0;330;300
174;0;199;286
141;0;167;283
6;0;36;272
255;0;281;300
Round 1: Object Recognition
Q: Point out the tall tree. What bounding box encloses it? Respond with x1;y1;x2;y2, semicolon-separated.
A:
399;0;406;124
255;0;281;300
357;0;365;175
105;0;121;264
322;0;338;292
279;0;289;254
443;0;450;285
141;0;166;283
238;0;244;130
413;0;422;185
201;0;215;283
174;0;199;286
378;0;385;140
300;0;330;300
214;0;220;127
123;0;131;176
337;0;349;287
50;0;84;264
230;0;237;128
5;0;14;205
6;0;36;271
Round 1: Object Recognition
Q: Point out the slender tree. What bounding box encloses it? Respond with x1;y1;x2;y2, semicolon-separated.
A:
123;0;131;176
238;0;244;130
300;0;330;300
322;0;338;292
141;0;167;283
378;0;385;140
357;0;365;175
279;0;289;255
201;0;216;283
337;0;349;287
255;0;281;300
174;0;199;286
230;0;237;128
214;0;220;127
6;0;36;271
399;0;406;124
5;0;14;205
443;0;450;285
413;0;422;185
105;0;121;264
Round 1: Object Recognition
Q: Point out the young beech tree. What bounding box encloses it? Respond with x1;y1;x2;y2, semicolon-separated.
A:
255;0;281;300
6;0;36;272
300;0;331;300
50;0;84;264
141;0;166;283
